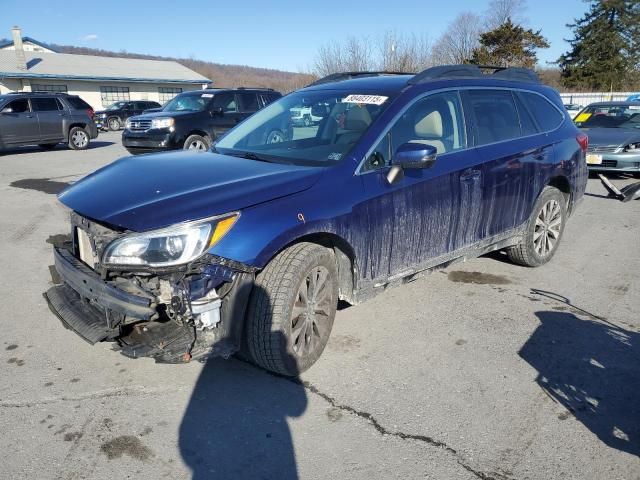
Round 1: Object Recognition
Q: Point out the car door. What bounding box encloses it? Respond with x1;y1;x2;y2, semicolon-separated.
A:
358;90;484;282
32;97;66;141
210;92;242;137
0;98;40;145
464;89;551;238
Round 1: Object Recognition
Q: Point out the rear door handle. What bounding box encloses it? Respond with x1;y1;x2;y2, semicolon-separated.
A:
460;170;481;182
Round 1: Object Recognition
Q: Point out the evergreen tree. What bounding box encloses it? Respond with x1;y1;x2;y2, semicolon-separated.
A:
470;19;549;68
558;0;640;90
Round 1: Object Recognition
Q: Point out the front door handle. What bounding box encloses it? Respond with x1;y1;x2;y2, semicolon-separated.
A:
25;114;34;118
460;170;481;182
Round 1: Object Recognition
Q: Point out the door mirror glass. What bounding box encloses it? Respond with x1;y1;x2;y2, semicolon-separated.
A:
392;142;437;169
1;107;13;114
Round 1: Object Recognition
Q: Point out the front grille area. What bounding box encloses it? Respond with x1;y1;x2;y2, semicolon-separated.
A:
601;160;618;168
588;145;620;154
128;119;152;131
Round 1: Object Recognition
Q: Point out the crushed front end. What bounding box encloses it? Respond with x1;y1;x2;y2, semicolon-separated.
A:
45;212;255;363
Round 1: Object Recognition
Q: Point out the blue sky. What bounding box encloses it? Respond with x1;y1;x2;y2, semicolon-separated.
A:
1;0;587;71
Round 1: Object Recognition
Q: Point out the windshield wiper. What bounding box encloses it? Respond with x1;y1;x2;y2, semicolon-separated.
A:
225;150;271;162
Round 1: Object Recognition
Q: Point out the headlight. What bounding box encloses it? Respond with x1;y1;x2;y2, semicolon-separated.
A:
151;117;175;129
125;118;132;129
623;142;640;152
102;213;239;268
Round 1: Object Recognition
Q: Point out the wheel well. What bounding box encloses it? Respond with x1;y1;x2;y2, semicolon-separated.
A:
279;233;357;305
548;176;571;205
187;130;210;140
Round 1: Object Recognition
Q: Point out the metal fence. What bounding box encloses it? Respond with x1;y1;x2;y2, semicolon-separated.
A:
559;91;637;106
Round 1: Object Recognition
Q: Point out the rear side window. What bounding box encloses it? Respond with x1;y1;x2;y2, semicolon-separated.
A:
468;90;520;145
32;97;63;111
213;92;237;113
520;92;563;132
238;92;259;112
66;96;91;110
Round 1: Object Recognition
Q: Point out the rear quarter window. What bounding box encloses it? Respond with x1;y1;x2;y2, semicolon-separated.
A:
65;96;91;110
519;92;564;132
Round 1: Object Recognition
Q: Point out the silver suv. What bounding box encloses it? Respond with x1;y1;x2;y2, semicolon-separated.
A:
0;92;99;151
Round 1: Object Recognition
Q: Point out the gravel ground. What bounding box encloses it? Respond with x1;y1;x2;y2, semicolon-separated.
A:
1;131;638;480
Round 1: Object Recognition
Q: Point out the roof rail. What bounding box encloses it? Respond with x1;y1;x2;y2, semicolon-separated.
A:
408;64;540;85
306;71;412;87
237;87;275;91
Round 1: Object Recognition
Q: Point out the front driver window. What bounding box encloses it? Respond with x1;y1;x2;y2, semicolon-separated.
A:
363;91;466;171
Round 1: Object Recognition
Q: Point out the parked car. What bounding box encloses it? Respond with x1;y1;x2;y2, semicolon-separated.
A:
0;92;98;151
46;65;588;375
626;94;640;102
121;88;282;154
290;105;323;126
95;100;161;131
563;103;583;119
573;101;640;174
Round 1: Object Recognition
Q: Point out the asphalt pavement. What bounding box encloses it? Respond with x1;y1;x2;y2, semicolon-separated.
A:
0;131;638;479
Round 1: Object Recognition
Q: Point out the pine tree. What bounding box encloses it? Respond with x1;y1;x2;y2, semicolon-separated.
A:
470;19;549;68
558;0;640;90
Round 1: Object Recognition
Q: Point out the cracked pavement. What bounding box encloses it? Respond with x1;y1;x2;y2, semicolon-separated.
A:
1;132;639;479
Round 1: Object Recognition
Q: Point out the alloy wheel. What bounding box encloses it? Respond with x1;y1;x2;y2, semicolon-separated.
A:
290;266;332;358
187;139;207;151
533;199;562;257
72;130;88;149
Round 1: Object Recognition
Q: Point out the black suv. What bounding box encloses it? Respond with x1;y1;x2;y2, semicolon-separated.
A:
95;100;161;131
0;92;98;151
121;88;281;154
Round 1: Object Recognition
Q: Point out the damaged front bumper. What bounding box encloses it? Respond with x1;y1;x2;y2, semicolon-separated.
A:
45;246;254;363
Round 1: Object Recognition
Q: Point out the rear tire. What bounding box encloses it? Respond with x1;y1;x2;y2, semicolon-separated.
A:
183;134;210;151
68;127;90;150
506;186;567;267
245;242;338;375
38;143;57;151
107;117;121;131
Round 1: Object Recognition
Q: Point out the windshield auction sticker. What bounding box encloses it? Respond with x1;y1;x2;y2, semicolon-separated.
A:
343;94;388;105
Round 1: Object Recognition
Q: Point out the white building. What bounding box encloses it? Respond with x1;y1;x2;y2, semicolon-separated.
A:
0;27;210;110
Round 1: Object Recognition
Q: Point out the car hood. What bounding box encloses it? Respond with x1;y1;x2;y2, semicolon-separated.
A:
581;127;640;147
129;110;199;120
95;109;121;116
59;151;324;232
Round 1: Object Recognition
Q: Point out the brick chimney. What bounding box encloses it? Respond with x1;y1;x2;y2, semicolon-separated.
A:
12;26;27;71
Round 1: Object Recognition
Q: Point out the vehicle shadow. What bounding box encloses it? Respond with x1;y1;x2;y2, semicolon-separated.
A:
519;310;640;456
0;141;115;155
179;287;306;479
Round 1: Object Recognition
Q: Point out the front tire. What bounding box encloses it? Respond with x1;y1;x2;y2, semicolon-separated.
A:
183;134;210;151
68;127;90;150
506;186;567;267
107;117;121;131
245;242;338;375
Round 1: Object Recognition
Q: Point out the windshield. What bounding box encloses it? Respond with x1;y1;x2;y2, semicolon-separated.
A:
163;92;211;112
106;101;127;111
575;104;640;129
214;90;394;166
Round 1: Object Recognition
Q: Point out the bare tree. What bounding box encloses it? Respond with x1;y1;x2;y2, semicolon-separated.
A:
313;37;374;76
378;32;432;72
484;0;527;29
431;12;483;65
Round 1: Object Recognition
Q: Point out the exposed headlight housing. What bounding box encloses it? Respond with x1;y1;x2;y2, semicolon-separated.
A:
151;117;175;129
102;213;239;268
623;142;640;152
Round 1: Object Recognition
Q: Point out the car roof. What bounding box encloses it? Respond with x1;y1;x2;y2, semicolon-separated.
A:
304;75;413;93
587;101;640;107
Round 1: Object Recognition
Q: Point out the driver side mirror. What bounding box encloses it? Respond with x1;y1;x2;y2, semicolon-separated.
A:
1;107;13;114
386;143;437;184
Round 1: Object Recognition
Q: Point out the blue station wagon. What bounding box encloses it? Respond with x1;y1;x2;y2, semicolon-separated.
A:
46;65;588;375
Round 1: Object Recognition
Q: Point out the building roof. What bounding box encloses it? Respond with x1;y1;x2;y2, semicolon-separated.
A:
0;50;210;84
0;36;59;52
